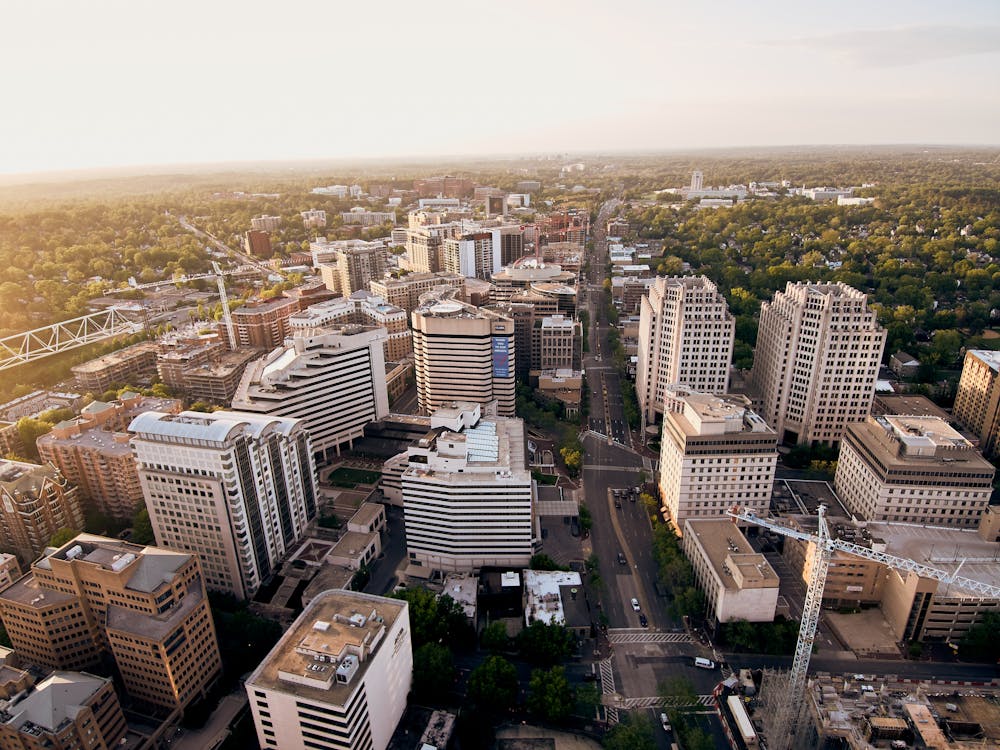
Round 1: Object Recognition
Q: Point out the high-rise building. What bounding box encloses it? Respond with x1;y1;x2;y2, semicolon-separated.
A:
319;243;389;296
442;232;496;280
70;342;159;393
953;349;1000;457
835;415;994;528
658;392;777;532
411;291;516;417
244;229;273;258
289;292;412;362
251;215;282;232
301;209;327;228
0;460;84;565
401;403;534;572
233;326;389;460
0;534;221;710
130;410;318;599
531;314;580;372
0;671;127;750
246;590;412;750
230;296;302;350
413;176;474;198
750;282;886;446
690;170;704;191
636;276;735;425
369;271;466;313
36;393;181;519
482;302;536;380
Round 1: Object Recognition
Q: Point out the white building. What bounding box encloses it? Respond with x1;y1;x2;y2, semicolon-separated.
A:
658;392;777;531
130;410;318;600
251;215;282;232
246;590;411;750
301;209;327;228
682;519;779;624
637;276;735;425
442;232;498;280
311;185;349;197
690;170;704;192
232;326;389;460
835;415;995;528
400;403;535;573
309;237;386;269
750;282;886;446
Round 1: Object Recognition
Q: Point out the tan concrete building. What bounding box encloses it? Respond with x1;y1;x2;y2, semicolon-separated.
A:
369;271;466;313
164;348;261;404
750;282;886;446
682;519;779;624
658;393;777;532
318;242;388;295
835;415;994;528
489;261;576;305
0;534;221;710
412;291;516;417
36;393;181;519
0;460;85;565
246;590;411;750
0;671;127;750
0;554;20;589
71;342;159;393
289;292;411;362
637;276;735;425
251;215;281;231
405;224;463;273
953;349;1000;457
531;314;580;372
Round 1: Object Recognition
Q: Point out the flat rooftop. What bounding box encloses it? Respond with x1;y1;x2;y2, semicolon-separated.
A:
523;570;582;627
968;349;1000;373
70;342;157;372
873;394;951;421
685;519;779;590
248;590;406;706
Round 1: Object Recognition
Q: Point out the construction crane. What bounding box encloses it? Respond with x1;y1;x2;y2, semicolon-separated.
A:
728;504;1000;748
212;261;238;350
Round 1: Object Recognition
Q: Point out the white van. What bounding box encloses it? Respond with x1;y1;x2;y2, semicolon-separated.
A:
694;657;716;670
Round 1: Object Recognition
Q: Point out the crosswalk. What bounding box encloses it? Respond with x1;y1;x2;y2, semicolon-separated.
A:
607;629;693;644
622;695;716;709
598;657;618;725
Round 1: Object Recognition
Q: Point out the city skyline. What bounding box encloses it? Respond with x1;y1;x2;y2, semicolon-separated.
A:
2;0;998;175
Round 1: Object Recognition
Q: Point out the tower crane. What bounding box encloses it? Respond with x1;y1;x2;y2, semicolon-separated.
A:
728;504;1000;747
212;261;238;351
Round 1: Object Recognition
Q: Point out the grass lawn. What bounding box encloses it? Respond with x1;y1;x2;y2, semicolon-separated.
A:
328;466;381;486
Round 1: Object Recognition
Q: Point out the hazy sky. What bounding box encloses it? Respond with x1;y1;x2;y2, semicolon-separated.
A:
2;0;998;174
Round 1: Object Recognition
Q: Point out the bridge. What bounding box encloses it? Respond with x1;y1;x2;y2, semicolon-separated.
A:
0;307;146;371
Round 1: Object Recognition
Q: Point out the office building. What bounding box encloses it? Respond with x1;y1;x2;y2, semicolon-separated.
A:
251;215;282;232
230;296;302;350
0;534;221;710
301;209;327;228
482;302;535;380
0;460;84;565
0;672;127;750
953;349;1000;457
369;271;466;313
637;276;735;425
318;242;389;296
36;393;181;519
490;261;576;305
130;410;318;599
411;291;516;417
289;292;412;362
405;224;463;273
690;170;704;191
443;232;496;280
401;403;534;572
70;342;159;393
750;282;886;446
682;519;779;624
233;326;389;459
244;229;273;259
531;314;580;372
835;415;994;528
246;590;411;750
658;393;777;532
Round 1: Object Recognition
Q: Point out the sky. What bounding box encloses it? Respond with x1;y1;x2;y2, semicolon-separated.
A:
2;0;999;175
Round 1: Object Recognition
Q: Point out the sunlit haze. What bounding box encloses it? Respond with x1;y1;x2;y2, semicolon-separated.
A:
3;0;999;175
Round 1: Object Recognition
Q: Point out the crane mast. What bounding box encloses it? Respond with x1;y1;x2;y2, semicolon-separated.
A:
212;261;237;351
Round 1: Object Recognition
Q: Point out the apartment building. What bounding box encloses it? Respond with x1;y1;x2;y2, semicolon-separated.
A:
230;296;301;350
401;403;534;572
233;326;389;459
682;519;779;624
405;224;463;273
0;460;85;565
0;534;221;710
246;590;411;750
130;410;318;599
411;291;516;417
0;390;82;422
319;242;388;295
289;292;412;362
301;209;327;228
71;342;160;393
341;209;396;226
0;555;20;588
637;276;735;425
369;271;466;313
750;281;886;446
0;672;127;750
658;393;777;532
244;229;273;258
442;232;496;280
953;349;1000;457
251;215;282;231
835;415;994;528
158;344;260;404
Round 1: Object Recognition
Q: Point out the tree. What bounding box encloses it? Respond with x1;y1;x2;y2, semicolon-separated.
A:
412;642;455;704
578;503;593;533
959;611;1000;662
481;620;510;652
527;666;574;722
49;527;78;547
517;621;574;666
391;586;473;650
529;553;568;571
467;655;518;712
15;417;54;461
603;713;656;750
131;505;155;545
560;446;582;477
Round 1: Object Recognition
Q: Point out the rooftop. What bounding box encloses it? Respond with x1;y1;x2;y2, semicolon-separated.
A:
0;671;109;734
247;590;406;706
70;342;158;373
441;573;478;620
968;349;1000;373
523;569;583;626
684;519;779;591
